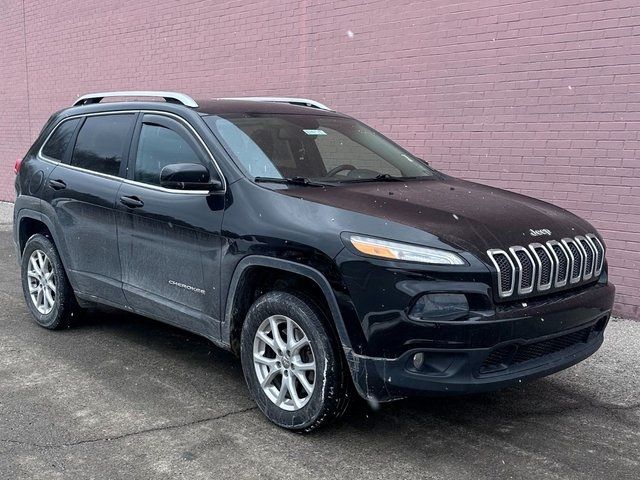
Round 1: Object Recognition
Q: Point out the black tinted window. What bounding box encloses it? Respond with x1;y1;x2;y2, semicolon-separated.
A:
134;123;202;185
71;114;135;176
41;118;80;161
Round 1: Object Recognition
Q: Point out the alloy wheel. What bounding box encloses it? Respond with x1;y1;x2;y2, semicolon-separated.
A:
27;249;56;315
252;314;316;411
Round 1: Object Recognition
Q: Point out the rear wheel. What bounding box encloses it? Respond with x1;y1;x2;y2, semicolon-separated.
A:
240;291;352;432
21;234;82;329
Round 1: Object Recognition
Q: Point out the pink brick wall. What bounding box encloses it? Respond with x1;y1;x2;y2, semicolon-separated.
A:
1;0;638;318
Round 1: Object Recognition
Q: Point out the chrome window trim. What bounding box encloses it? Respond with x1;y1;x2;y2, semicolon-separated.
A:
73;91;198;108
546;240;569;288
508;246;536;295
39;117;82;163
528;243;553;291
586;234;605;276
487;249;515;298
561;237;583;284
37;109;226;195
575;235;594;281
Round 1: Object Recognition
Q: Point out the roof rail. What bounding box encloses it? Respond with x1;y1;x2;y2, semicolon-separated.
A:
221;97;331;111
73;91;198;108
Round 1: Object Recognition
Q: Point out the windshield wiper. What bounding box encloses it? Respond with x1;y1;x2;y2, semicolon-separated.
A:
254;176;326;187
342;174;420;183
374;174;403;181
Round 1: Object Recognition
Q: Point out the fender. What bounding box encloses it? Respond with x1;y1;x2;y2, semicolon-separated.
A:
14;207;47;252
13;207;42;253
14;205;78;289
221;255;354;354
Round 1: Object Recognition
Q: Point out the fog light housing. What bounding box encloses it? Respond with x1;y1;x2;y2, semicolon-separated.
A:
409;293;469;322
412;352;425;370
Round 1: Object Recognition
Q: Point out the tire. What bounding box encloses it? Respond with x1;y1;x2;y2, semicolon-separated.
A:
21;233;82;330
241;291;352;432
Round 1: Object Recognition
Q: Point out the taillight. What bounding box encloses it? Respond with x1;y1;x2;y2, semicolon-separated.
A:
14;158;23;174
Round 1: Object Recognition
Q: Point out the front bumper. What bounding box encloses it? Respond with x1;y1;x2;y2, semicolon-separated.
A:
345;283;614;402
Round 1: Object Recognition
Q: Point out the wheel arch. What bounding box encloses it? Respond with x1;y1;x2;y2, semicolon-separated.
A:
16;209;54;253
222;256;354;357
16;208;76;286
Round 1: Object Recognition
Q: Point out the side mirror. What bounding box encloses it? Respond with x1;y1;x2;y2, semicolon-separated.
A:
159;163;223;191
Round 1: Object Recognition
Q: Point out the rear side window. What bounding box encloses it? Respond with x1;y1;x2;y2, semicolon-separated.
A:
41;118;81;161
71;114;135;176
134;123;203;186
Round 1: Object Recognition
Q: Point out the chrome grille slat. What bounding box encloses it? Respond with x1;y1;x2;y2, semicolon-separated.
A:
487;233;605;300
546;240;569;288
575;236;594;281
509;246;536;295
561;237;583;284
529;243;553;291
586;234;605;275
487;249;515;298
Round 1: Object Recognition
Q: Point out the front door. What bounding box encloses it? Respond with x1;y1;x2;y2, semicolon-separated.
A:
116;113;225;338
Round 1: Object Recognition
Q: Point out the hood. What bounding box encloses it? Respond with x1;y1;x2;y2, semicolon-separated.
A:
278;176;595;258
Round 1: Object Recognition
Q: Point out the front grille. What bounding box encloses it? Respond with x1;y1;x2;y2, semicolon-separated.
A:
487;233;605;299
512;328;591;363
480;325;594;373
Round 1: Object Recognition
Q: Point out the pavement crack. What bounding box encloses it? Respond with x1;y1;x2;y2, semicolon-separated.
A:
0;405;258;450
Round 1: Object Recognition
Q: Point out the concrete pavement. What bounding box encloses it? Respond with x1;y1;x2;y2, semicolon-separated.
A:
0;201;12;231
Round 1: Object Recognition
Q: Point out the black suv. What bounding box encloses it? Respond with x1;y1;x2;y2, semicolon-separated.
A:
13;91;615;431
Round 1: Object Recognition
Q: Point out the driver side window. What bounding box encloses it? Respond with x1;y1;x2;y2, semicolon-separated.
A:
134;122;203;186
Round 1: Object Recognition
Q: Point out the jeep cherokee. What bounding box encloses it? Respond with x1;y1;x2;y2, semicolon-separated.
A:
13;91;615;431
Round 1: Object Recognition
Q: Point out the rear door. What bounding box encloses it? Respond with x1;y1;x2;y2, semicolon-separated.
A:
116;113;225;338
43;112;137;304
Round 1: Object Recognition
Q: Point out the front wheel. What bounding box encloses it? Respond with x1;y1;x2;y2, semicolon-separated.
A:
240;291;352;432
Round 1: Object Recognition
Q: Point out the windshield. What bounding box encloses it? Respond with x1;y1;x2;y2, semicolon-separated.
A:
203;113;435;182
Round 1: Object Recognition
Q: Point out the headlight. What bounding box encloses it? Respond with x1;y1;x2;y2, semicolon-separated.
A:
346;235;465;265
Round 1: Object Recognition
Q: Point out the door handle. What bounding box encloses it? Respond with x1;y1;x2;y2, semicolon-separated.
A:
48;179;67;190
120;195;144;208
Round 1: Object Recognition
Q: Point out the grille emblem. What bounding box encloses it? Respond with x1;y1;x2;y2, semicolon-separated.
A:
529;228;551;237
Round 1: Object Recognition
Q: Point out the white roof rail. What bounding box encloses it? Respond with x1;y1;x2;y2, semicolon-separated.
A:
73;91;198;108
221;97;331;111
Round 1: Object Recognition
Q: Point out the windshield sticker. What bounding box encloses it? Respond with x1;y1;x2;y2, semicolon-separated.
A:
303;129;327;136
